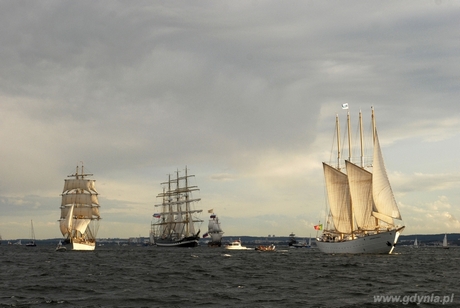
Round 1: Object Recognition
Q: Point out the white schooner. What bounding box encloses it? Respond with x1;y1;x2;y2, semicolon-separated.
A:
316;107;405;254
59;164;101;251
151;167;203;247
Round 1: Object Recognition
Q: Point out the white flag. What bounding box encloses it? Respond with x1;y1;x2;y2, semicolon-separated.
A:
342;103;349;109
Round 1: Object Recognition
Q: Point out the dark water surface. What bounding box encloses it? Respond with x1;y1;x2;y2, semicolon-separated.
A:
0;245;458;307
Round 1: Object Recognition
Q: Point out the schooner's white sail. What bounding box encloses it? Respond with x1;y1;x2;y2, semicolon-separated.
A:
59;164;101;251
316;107;405;254
151;167;203;247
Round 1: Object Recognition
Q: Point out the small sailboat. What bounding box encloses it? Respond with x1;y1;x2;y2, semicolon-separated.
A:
316;107;405;254
412;237;419;249
59;163;101;251
206;210;224;247
151;167;203;247
25;220;37;247
442;234;449;249
55;240;67;252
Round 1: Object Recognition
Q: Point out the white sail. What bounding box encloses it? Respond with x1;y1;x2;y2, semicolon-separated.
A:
346;160;376;230
175;212;184;235
372;131;401;222
323;163;352;234
188;213;196;236
443;234;448;247
61;194;99;206
63;179;97;194
73;206;95;218
60;204;74;236
72;218;91;234
209;220;223;233
92;206;101;217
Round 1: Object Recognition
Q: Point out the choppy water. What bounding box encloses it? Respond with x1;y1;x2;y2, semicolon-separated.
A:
0;244;458;307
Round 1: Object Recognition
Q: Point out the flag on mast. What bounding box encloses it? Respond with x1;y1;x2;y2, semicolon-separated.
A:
342;103;349;110
314;224;323;230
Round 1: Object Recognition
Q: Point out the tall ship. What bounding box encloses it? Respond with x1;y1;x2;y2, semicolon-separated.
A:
316;107;405;254
59;164;101;251
206;210;224;247
151;167;203;247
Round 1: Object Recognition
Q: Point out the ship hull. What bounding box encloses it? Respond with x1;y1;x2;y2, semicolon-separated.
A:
155;237;199;247
316;228;403;254
72;240;96;251
207;241;222;247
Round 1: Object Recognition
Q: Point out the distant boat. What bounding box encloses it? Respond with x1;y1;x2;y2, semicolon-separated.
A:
59;163;101;251
288;232;311;248
412;237;419;249
206;210;224;247
151;167;203;247
225;239;250;250
255;244;276;252
443;234;449;249
316;108;405;254
13;240;22;245
55;240;67;252
25;220;37;247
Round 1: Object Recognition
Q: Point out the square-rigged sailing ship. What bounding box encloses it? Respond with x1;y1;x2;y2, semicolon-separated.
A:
151;167;203;247
316;107;405;254
59;164;101;251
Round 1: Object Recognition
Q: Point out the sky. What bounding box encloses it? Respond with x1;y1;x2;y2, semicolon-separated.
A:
1;0;460;240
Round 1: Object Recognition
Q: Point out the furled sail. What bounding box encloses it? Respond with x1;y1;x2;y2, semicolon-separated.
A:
372;131;401;223
345;160;376;230
323;163;352;234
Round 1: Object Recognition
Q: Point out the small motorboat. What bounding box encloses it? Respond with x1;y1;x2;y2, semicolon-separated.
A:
225;239;249;250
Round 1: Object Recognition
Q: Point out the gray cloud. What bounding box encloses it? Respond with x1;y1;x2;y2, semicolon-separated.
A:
1;1;460;239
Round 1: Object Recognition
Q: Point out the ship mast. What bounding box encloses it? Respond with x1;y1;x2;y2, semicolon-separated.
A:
359;110;364;168
336;115;341;170
346;112;354;239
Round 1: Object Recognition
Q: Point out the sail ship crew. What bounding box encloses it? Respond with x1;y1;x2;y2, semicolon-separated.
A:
59;164;101;251
151;167;203;247
316;107;405;254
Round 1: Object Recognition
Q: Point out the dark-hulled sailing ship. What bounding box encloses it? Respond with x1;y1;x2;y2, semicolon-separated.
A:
151;167;203;247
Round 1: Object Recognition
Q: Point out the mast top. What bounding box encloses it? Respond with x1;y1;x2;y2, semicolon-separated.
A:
68;162;93;179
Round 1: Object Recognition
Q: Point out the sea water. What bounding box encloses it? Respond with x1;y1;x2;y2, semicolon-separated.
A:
0;245;458;307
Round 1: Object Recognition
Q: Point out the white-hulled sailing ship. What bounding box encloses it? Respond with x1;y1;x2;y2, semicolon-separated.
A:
151;167;203;247
316;107;405;254
59;164;101;251
207;209;224;247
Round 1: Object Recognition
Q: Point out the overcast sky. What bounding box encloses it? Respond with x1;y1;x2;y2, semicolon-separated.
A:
1;0;460;240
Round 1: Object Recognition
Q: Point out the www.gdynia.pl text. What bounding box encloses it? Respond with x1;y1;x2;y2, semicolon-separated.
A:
374;293;454;305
